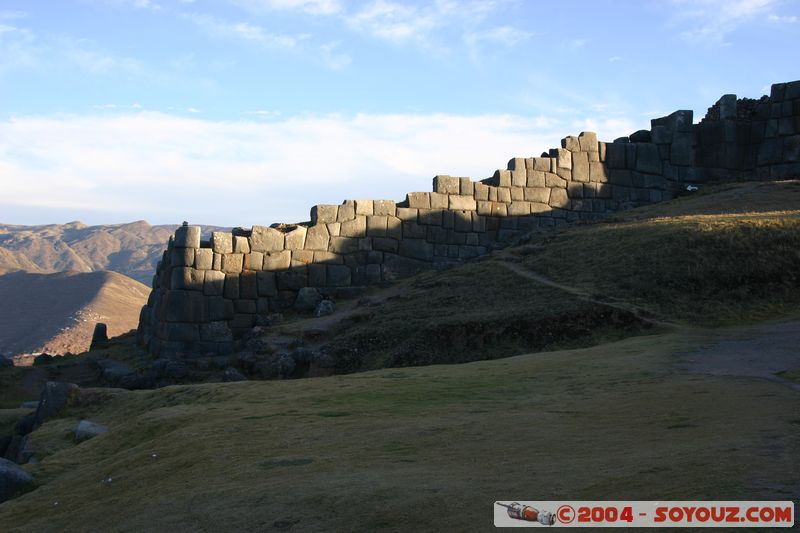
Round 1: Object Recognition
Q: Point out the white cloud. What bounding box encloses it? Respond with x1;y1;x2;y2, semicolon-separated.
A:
767;13;797;22
347;0;441;43
465;25;532;48
669;0;783;45
133;0;162;9
233;0;342;15
319;40;351;70
569;38;588;48
608;56;622;62
0;111;575;226
185;13;307;49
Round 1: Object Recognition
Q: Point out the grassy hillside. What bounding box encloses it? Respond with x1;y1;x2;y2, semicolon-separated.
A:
513;181;800;326
0;327;798;531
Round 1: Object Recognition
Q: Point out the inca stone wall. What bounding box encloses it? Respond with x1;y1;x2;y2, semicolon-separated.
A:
137;80;800;359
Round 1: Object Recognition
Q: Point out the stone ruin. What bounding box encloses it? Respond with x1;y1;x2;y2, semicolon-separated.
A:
137;80;800;358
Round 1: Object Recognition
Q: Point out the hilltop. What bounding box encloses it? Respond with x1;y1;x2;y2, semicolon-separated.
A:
0;221;227;285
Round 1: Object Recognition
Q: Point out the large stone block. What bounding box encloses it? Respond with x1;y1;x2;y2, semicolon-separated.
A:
396;207;418;222
527;170;545;188
234;236;250;254
545;173;567;188
208;297;234;321
372;237;399;252
305;225;330;251
449;195;477;210
213;253;222;270
407;192;431;209
327;265;351;287
625;143;638;169
170;247;195;267
171;267;205;291
459;177;474;196
263;250;291;271
572;152;590;182
533;157;551;171
561;136;580;151
530;202;550;214
635;143;662;174
200;321;233;342
579;132;598;152
399;239;434;261
163;323;200;342
314;251;343;264
354;199;373;216
430;192;448;209
427;225;447;243
240;270;257;299
472;212;486;232
524;187;550;203
606;142;626;169
203;270;225;296
165;290;207;323
285;226;307;250
373;200;396;216
508;202;531;216
340;216;367;238
474;183;490;201
174;225;201;248
550;148;572;169
250;226;284;253
433;175;460;194
496;188;512;203
221;253;243;273
194;248;213;270
784;135;800;162
549;188;569;208
292;250;314;265
337;201;356;222
511;169;527;187
308;264;326;287
453;211;472;232
329;236;359;255
387;216;402;240
366;216;388;237
491;202;508;217
256;271;277;297
477;201;492;216
246;251;263;270
311;204;339;224
211;232;233;254
402;222;427;238
224;273;239;299
589;162;608;182
567;182;583;198
493;169;512;188
510;187;524;201
277;269;307;291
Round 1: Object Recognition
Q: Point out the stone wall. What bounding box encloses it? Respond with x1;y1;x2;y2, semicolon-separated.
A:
137;80;800;358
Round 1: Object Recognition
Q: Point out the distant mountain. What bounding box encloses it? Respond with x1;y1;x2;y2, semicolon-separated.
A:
0;270;151;359
0;221;227;285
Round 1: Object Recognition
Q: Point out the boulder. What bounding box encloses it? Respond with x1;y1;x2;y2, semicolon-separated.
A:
223;367;247;382
315;299;336;317
295;287;323;311
90;323;109;351
33;382;78;428
0;457;33;503
95;359;136;386
75;420;108;443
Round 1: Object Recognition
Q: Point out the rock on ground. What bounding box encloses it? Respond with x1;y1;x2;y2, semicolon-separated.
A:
0;457;33;503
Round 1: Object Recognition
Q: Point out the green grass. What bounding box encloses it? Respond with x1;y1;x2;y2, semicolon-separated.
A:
518;185;800;326
0;329;798;532
319;260;654;372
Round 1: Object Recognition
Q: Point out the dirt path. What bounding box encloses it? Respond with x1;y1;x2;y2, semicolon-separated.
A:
677;319;800;391
494;254;672;328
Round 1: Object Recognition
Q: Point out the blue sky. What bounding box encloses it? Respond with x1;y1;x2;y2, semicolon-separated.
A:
1;0;798;227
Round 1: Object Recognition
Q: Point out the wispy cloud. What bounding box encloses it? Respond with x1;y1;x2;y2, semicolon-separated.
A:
0;111;572;225
669;0;784;45
319;41;351;70
767;13;797;23
233;0;342;16
185;12;308;48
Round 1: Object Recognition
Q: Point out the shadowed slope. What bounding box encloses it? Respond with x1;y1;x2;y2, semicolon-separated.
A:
0;271;150;359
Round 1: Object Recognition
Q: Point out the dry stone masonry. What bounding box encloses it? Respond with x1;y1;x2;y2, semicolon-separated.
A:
137;81;800;358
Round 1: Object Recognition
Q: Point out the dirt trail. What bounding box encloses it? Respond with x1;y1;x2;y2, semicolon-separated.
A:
494;254;671;328
677;319;800;391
